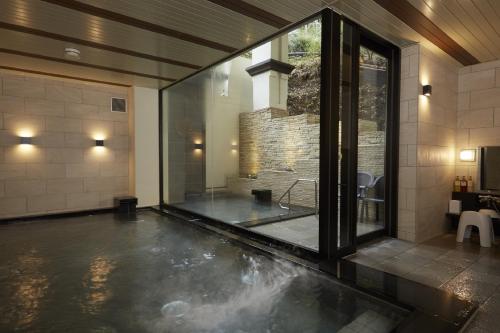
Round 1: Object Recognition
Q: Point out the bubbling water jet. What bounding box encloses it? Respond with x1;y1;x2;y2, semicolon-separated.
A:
158;255;304;332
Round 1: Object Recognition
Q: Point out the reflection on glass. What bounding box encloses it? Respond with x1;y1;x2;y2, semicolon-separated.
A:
162;18;322;251
338;21;354;249
357;46;388;236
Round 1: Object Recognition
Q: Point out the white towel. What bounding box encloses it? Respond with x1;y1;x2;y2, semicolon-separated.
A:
449;200;461;214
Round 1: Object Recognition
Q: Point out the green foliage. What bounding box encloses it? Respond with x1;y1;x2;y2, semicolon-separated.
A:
286;24;387;126
359;47;388;130
286;20;322;115
360;47;387;69
289;36;321;55
359;80;387;130
287;56;321;115
288;20;321;56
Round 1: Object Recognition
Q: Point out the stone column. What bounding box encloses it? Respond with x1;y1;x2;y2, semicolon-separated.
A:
245;36;293;112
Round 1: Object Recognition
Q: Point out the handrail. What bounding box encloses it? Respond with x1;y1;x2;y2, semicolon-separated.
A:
278;178;318;217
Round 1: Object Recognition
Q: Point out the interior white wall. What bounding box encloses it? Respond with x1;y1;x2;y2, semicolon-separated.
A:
133;86;159;207
205;57;253;189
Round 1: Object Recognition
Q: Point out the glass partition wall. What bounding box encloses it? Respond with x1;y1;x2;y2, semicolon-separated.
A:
160;9;400;261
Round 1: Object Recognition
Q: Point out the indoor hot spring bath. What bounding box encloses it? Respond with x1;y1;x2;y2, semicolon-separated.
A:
0;210;409;333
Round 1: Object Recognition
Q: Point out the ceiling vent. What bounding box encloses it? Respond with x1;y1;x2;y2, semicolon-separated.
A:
64;47;81;60
111;97;127;113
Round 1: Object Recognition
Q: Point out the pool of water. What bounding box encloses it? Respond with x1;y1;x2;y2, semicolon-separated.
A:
0;211;408;332
170;192;314;225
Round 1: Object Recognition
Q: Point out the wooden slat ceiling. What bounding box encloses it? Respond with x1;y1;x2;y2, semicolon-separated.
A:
0;0;496;89
407;0;500;63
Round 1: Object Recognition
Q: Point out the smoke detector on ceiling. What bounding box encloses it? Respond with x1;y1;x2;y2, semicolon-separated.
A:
64;47;81;60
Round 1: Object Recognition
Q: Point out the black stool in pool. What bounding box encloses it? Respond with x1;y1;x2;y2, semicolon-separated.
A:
114;196;138;214
251;189;272;204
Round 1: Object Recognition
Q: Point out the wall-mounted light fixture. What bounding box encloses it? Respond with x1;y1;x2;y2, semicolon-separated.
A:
459;149;476;162
193;143;204;150
20;136;32;145
95;139;104;147
422;84;432;97
231;143;238;151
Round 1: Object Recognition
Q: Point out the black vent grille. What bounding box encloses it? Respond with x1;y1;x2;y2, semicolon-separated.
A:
111;97;127;112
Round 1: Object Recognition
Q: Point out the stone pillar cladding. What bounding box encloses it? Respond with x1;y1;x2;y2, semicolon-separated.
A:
249;37;289;111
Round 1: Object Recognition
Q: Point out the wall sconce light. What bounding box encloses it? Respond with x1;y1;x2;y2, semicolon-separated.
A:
231;143;238;151
95;139;104;147
422;84;432;97
193;143;204;150
20;136;32;145
459;149;476;162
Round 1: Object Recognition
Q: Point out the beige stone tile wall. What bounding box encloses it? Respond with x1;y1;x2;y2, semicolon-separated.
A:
398;44;420;242
0;71;130;218
456;59;500;178
415;46;458;242
398;44;459;243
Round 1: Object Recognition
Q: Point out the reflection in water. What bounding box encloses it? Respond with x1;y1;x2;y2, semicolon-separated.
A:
7;250;49;328
80;256;115;315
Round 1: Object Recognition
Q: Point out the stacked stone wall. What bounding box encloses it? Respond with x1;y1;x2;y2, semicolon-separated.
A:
232;109;384;209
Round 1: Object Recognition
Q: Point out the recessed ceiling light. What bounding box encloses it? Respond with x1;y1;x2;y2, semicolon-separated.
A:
64;47;81;60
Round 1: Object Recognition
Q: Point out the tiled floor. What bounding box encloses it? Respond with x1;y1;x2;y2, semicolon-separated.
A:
251;216;383;251
346;234;500;332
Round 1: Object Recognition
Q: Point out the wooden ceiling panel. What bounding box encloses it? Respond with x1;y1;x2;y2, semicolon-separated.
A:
0;0;227;68
407;0;500;63
0;51;166;88
332;0;421;46
53;0;276;50
0;28;193;79
0;0;498;89
241;0;325;23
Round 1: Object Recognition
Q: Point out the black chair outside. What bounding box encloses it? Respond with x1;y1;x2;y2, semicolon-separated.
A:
364;175;385;222
357;171;373;223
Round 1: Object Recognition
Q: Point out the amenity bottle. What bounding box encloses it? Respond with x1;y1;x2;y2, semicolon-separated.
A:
467;176;474;193
454;176;461;192
460;176;467;192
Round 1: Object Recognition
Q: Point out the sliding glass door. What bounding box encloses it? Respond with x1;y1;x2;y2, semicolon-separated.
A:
337;25;400;256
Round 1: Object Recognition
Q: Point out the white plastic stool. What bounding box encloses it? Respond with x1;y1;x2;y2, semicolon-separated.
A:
456;211;494;247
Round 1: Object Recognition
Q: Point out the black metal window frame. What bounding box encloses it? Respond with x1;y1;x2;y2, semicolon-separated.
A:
158;9;400;262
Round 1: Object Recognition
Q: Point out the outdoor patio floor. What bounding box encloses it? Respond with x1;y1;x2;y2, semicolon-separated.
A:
251;216;384;251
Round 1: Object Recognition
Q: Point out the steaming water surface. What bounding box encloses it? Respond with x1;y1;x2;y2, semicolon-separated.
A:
0;211;408;332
